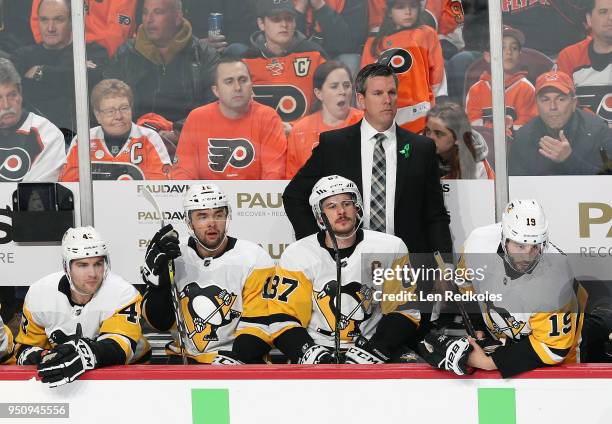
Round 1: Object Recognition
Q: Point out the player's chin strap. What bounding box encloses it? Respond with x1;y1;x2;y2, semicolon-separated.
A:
336;213;364;240
193;231;228;254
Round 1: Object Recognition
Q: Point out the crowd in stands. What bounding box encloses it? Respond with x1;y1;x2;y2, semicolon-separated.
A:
0;0;609;183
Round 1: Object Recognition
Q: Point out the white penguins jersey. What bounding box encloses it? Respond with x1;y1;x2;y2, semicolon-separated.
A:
458;223;586;375
16;271;149;364
270;230;420;349
0;310;14;363
158;238;275;363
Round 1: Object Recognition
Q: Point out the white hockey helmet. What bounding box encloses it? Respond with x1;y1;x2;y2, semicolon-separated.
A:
501;199;548;271
183;184;231;250
183;183;230;216
309;175;363;230
61;226;110;290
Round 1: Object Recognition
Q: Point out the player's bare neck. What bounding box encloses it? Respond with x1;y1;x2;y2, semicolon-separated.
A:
325;233;356;250
70;291;92;306
196;237;229;258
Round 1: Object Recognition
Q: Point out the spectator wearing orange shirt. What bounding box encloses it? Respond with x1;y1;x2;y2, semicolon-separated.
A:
361;0;447;134
465;26;537;135
60;79;172;181
234;0;327;128
425;102;494;180
286;61;363;178
173;57;287;180
31;0;137;58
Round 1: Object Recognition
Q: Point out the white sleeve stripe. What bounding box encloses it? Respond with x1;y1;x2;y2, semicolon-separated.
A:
540;342;565;363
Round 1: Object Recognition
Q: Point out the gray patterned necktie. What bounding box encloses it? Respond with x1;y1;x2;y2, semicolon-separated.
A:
370;133;386;232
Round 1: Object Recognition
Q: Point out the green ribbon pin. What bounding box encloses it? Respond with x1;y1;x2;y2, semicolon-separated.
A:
399;143;411;159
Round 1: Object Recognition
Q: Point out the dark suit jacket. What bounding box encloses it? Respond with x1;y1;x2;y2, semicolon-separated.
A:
283;120;453;259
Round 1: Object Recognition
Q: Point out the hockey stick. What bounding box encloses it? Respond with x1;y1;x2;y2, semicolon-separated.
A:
433;251;477;338
141;187;189;365
321;213;342;364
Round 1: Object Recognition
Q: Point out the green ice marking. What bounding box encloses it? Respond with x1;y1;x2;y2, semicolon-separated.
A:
478;388;516;424
192;389;230;424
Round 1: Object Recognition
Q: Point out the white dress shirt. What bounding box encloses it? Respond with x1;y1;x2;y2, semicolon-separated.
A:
360;118;397;234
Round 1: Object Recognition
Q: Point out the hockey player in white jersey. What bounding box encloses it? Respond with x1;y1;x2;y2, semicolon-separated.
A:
0;307;15;363
15;227;150;387
265;175;421;364
141;184;276;364
419;199;587;377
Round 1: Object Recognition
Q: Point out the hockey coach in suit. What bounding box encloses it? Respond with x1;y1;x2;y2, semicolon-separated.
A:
283;63;452;261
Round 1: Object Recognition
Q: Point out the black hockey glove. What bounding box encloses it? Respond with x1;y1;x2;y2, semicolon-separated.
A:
298;344;334;364
142;224;180;287
37;338;98;387
344;337;390;364
17;346;48;365
418;333;473;376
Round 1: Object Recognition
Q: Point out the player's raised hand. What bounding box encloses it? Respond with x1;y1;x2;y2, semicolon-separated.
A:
538;130;572;163
142;224;180;286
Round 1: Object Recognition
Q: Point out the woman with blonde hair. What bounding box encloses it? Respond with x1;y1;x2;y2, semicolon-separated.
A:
424;102;494;180
60;79;172;181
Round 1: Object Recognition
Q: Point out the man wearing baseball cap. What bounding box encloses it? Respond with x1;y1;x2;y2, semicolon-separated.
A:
257;0;297;16
509;70;612;175
233;0;327;128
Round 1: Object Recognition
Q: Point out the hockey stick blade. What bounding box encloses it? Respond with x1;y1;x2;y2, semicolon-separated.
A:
141;187;165;228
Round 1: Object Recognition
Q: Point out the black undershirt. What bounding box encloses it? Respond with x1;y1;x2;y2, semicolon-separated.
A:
316;228;364;261
102;129;130;157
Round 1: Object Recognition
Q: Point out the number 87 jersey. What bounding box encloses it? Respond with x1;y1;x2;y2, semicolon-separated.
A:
266;229;420;349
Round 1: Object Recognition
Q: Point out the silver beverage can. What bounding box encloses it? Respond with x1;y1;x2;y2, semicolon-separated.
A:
208;13;223;37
